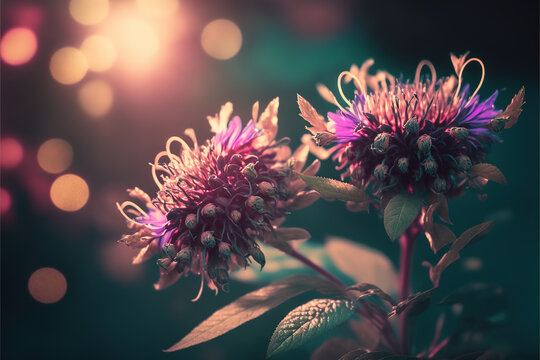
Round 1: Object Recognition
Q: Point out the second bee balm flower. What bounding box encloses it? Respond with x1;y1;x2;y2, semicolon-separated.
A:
117;99;320;299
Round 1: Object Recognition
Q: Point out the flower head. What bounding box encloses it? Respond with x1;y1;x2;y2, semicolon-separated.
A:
117;99;319;298
299;54;524;201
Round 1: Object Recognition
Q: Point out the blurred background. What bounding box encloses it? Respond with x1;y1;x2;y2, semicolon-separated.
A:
1;0;538;359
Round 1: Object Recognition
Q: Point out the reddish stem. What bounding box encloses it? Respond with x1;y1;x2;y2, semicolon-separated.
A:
398;215;423;355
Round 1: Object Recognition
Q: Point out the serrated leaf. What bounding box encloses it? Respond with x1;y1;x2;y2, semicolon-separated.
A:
499;86;525;129
165;274;335;352
298;94;328;136
297;173;371;203
427;222;493;287
326;237;398;294
470;164;507;185
383;193;424;241
267;298;355;358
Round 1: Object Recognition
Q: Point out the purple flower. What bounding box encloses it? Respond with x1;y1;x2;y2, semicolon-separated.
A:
299;54;524;201
117;99;320;298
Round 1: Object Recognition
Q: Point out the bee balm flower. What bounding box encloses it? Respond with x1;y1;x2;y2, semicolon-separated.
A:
299;54;524;201
117;99;319;299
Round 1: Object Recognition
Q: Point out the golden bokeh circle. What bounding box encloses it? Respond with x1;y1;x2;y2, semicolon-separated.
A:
1;27;38;66
49;47;88;85
78;80;114;118
80;35;116;72
69;0;109;26
37;138;73;174
201;19;242;60
50;174;89;212
28;267;67;304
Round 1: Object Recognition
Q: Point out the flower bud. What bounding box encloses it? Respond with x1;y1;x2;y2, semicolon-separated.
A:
246;195;265;213
174;247;193;265
314;132;336;146
162;243;177;258
488;118;506;133
404;117;419;134
373;164;389;181
371;132;391;154
456;154;472;172
397;157;409;174
417;134;432;155
433;178;447;193
242;163;257;180
185;213;197;229
448;127;469;141
157;257;172;270
219;242;231;258
230;153;244;165
248;246;266;269
201;231;216;248
422;157;438;177
208;175;223;188
258;181;277;196
201;203;216;218
230;209;242;222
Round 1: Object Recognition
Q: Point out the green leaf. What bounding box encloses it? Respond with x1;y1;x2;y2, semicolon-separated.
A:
266;298;355;358
470;163;507;185
425;223;456;254
387;288;436;318
296;173;371;203
383;193;424;241
263;227;311;254
165;274;336;352
326;237;398;294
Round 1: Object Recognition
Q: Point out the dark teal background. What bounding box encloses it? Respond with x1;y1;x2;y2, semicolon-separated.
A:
2;1;538;359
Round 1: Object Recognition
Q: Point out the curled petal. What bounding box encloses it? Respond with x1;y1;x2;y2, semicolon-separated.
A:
154;262;182;291
207;102;233;134
253;97;279;147
302;159;321;176
133;240;159;264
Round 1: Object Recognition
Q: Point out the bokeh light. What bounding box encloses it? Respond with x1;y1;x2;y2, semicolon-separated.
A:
28;267;67;304
201;19;242;60
0;27;38;66
50;174;89;212
80;35;116;72
0;137;24;168
112;18;159;70
37;138;74;174
69;0;109;26
0;188;12;215
49;47;88;85
78;80;114;118
136;0;179;18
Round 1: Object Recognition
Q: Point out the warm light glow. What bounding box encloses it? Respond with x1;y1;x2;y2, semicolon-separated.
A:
201;19;242;60
80;35;116;72
112;18;160;70
69;0;109;26
28;267;67;304
50;174;89;212
0;27;38;66
37;138;73;174
0;137;24;168
0;188;11;215
78;80;114;118
136;0;179;18
49;47;88;85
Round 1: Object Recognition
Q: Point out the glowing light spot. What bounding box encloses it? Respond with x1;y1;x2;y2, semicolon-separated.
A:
69;0;109;26
136;0;179;18
80;35;116;72
113;19;159;69
50;174;89;212
0;27;38;66
201;19;242;60
37;138;73;174
28;267;67;304
78;80;114;118
462;257;483;271
0;137;24;168
0;188;11;215
49;47;88;85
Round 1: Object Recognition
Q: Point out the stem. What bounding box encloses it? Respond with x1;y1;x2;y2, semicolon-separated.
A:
398;215;423;355
289;248;346;289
